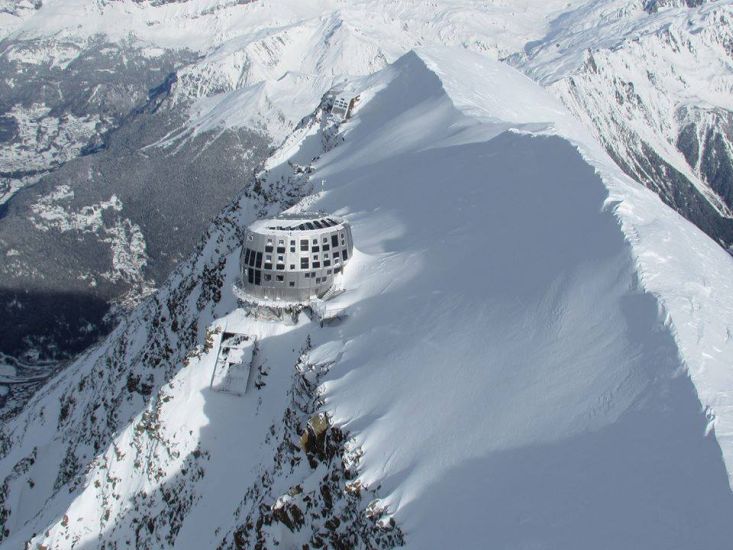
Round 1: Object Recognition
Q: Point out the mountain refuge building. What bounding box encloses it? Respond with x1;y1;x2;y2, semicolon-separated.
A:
330;94;357;120
240;212;354;302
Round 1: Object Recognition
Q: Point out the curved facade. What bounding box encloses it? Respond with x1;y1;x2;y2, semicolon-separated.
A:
239;212;354;302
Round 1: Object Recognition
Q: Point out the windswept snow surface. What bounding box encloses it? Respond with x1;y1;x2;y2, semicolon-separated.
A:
303;50;733;547
3;47;733;548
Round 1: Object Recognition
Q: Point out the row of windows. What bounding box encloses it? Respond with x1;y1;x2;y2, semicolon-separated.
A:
264;233;345;254
262;253;335;268
245;266;342;287
243;249;263;269
243;245;349;271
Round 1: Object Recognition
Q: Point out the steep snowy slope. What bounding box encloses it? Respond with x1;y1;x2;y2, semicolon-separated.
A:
2;48;733;548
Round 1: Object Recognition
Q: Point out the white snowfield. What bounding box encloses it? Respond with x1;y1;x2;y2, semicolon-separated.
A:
2;46;733;548
310;49;733;546
1;0;573;53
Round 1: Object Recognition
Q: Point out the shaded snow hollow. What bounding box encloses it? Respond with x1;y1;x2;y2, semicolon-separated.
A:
3;48;733;548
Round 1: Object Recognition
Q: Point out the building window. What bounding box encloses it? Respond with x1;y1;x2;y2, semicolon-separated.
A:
277;246;285;254
301;258;309;269
265;245;273;253
312;238;318;244
313;254;319;260
264;274;272;281
313;261;321;268
276;264;285;270
266;254;272;262
327;269;332;274
277;255;284;262
276;275;284;282
264;262;272;270
334;257;340;264
247;269;254;284
290;246;296;253
244;248;251;264
322;237;328;243
324;260;331;267
289;264;295;270
300;239;309;251
305;272;311;278
290;240;295;246
278;239;284;245
310;271;316;277
312;246;320;253
289;281;295;287
335;266;341;273
331;235;338;247
254;270;261;285
342;250;348;260
267;239;273;245
323;244;330;251
255;252;263;267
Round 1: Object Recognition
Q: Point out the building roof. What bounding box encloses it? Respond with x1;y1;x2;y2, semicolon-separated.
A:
247;212;348;235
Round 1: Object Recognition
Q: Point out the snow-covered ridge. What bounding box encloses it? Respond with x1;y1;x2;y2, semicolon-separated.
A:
2;47;733;548
423;45;733;487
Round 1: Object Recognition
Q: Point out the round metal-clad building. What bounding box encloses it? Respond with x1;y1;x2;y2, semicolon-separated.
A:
240;212;354;302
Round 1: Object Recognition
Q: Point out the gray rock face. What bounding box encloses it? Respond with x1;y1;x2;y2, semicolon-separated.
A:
609;137;733;246
644;0;706;13
678;107;733;212
220;345;405;550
